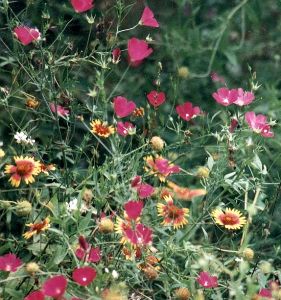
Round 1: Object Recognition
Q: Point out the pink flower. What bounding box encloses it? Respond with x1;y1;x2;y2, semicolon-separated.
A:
211;72;225;84
13;26;41;46
112;48;121;64
130;176;154;198
197;271;218;288
113;96;136;118
234;88;255;106
245;111;274;138
229;118;239;133
42;275;68;299
176;101;201;121
71;0;94;13
50;103;70;117
0;253;22;272
72;266;97;286
128;38;153;67
147;91;166;108
258;288;272;298
137;183;154;199
131;176;142;188
124;200;143;220
212;87;238;106
139;7;159;28
124;224;152;246
155;158;180;176
24;291;45;300
75;236;101;263
117;121;135;137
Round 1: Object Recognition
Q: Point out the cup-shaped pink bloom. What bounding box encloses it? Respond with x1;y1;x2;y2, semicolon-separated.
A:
0;253;22;272
25;290;45;300
113;96;136;118
88;247;101;263
71;0;94;13
131;175;142;188
124;200;143;220
245;111;274;138
155;157;180;176
147;91;165;108
42;275;68;299
234;88;255;106
124;224;152;246
212;88;238;106
13;26;41;46
137;183;154;199
112;48;121;64
117;121;136;137
139;7;159;28
50;103;70;117
176;101;201;121
72;266;97;286
75;236;101;263
258;288;272;298
197;271;218;288
128;38;153;67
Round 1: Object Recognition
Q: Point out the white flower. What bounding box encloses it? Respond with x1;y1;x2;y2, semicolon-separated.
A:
112;270;119;279
14;132;28;144
104;268;109;273
14;131;35;145
66;198;87;213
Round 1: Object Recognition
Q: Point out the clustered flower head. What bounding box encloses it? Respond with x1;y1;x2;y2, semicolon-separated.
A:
211;208;246;230
90;119;115;138
157;195;189;229
14;131;35;145
23;217;50;239
5;156;41;187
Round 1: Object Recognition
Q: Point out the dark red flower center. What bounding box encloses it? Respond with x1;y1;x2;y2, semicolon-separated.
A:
219;213;239;225
16;161;33;176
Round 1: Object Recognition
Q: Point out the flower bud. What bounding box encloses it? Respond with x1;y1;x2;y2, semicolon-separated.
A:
82;189;93;203
0;200;11;209
15;200;32;216
25;97;39;109
175;287;191;300
99;218;114;233
26;262;40;275
178;66;189;79
242;248;255;261
142;266;158;280
196;167;210;179
259;261;272;274
150;136;165;151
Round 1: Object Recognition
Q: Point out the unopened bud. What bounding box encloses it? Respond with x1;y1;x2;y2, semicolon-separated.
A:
150;136;165;151
16;200;32;216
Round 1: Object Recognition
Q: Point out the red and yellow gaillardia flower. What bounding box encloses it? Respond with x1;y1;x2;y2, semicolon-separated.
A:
211;208;246;230
5;156;41;187
23;217;50;239
90;119;115;138
157;195;189;229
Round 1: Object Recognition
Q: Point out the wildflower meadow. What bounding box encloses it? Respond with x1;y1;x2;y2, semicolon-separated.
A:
0;0;281;299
